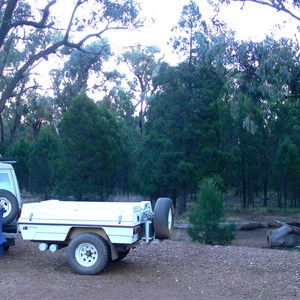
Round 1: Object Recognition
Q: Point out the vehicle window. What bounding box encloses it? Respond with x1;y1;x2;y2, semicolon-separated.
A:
0;172;12;193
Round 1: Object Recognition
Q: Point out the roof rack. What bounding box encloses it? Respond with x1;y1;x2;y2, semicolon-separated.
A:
0;157;17;164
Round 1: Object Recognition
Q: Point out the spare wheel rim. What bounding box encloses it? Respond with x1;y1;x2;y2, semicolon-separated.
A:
168;208;173;230
0;197;11;217
75;243;98;267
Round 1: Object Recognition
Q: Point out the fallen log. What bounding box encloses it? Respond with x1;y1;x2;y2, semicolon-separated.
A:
235;221;268;230
267;221;300;247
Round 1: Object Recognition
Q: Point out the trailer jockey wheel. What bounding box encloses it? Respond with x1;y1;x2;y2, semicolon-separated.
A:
67;233;110;275
153;198;174;239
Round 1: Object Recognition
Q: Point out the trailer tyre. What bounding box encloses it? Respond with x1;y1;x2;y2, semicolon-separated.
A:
0;189;19;226
67;233;110;275
153;198;174;239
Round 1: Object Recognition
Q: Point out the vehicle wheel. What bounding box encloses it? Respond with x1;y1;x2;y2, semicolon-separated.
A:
67;233;110;275
116;248;130;261
153;197;174;239
3;244;10;251
0;189;19;226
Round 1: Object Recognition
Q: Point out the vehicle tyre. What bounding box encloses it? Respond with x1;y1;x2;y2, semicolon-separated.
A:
153;197;174;239
67;233;110;275
0;189;19;226
116;248;130;261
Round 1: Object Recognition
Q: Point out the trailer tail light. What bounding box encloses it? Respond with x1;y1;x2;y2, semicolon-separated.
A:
133;226;140;235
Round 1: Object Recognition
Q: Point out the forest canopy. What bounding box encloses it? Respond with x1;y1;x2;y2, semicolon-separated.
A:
1;0;300;214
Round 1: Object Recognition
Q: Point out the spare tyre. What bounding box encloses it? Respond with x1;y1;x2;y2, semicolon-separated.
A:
0;189;19;225
153;197;174;239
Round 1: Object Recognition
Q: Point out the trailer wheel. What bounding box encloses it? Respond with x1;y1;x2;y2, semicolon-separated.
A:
153;198;174;239
0;189;19;226
67;233;110;275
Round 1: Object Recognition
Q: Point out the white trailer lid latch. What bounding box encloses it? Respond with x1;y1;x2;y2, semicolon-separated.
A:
118;215;122;224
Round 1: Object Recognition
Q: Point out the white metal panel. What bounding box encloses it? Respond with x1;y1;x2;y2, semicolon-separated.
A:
19;200;151;226
19;224;71;241
19;223;139;244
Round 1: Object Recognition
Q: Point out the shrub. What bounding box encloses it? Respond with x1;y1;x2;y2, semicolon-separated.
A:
188;178;235;245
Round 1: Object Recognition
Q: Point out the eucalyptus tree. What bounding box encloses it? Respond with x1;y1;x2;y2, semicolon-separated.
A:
209;0;300;22
227;37;300;207
267;43;300;208
103;86;136;126
24;91;54;138
271;136;300;210
120;45;162;134
2;79;56;143
50;40;119;116
1;78;31;144
0;0;143;140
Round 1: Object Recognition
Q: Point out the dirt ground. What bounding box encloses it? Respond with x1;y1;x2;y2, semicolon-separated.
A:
0;224;299;300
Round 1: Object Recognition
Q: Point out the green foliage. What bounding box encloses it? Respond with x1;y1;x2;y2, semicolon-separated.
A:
53;93;121;199
0;0;143;142
141;57;227;213
120;45;163;134
0;0;299;214
222;36;300;208
170;0;204;62
27;129;57;198
51;40;113;112
0;142;5;156
102;86;140;193
188;178;235;245
6;139;30;191
271;136;300;208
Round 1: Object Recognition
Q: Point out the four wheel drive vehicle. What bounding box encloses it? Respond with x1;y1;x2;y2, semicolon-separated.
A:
0;162;22;249
18;197;174;275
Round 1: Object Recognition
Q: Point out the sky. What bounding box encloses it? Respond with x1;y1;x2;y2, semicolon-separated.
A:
106;0;299;64
37;0;299;93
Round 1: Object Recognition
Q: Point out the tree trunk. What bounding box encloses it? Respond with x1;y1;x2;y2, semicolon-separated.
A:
262;129;269;207
0;113;4;144
241;150;247;208
284;179;288;213
178;187;187;215
277;189;282;208
263;173;268;207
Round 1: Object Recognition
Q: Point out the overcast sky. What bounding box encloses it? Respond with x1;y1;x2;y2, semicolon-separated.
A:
104;0;298;64
38;0;299;91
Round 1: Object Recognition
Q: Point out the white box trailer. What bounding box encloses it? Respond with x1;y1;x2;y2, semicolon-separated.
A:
18;198;174;275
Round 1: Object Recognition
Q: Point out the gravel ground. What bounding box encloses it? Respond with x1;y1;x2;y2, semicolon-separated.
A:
1;228;300;300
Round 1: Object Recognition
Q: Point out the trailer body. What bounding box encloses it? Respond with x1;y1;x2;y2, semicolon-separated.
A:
18;198;174;275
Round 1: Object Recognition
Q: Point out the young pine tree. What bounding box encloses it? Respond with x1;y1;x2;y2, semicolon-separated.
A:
188;178;235;245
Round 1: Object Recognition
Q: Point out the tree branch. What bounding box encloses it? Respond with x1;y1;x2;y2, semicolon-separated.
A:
231;0;300;22
0;0;143;113
11;0;57;28
0;28;111;111
0;0;18;49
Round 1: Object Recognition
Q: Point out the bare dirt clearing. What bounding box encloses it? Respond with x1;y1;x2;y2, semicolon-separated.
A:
1;223;300;300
